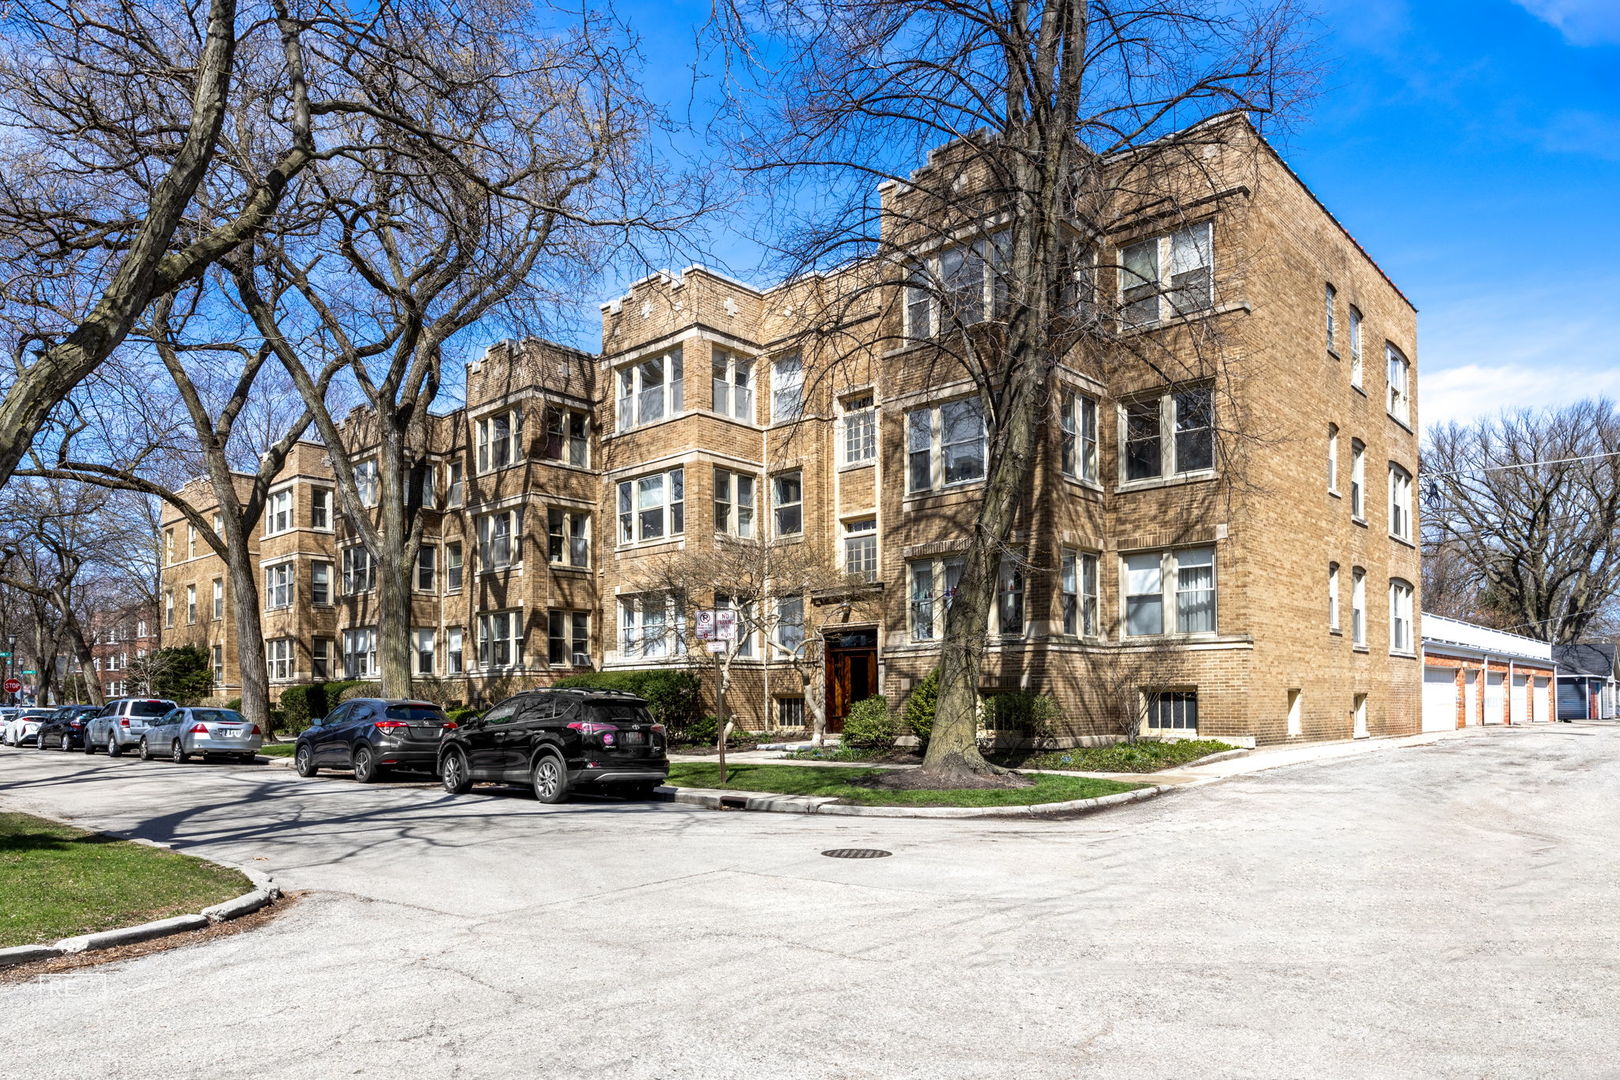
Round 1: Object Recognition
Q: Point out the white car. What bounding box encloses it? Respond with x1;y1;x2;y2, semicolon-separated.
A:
3;708;55;746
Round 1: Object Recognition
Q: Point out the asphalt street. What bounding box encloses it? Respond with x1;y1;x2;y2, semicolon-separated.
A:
2;726;1617;1079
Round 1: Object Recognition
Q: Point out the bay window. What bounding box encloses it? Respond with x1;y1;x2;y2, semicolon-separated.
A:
617;349;683;430
1060;550;1099;637
711;353;755;421
477;508;521;570
342;628;377;678
477;610;523;669
548;610;590;667
772;471;803;537
1059;389;1099;482
543;406;590;466
264;489;292;535
713;469;756;538
341;545;375;594
547;507;591;568
619;594;681;660
1122;386;1214;482
1120;222;1213;327
266;638;294;682
475;409;524;473
617;467;684;544
264;563;293;610
841;393;876;465
771;354;803;422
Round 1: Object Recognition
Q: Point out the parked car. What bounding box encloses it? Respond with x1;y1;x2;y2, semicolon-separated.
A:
37;705;101;750
85;697;178;756
294;699;449;782
140;707;262;764
3;707;57;747
437;688;668;803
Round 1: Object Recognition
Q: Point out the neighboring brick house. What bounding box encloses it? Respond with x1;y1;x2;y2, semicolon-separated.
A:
159;115;1423;744
86;603;158;700
1420;614;1556;729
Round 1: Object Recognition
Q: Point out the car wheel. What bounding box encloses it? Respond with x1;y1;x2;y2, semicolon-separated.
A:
294;745;317;777
170;739;188;764
352;746;379;784
531;754;568;804
60;735;72;752
440;751;472;795
83;733;96;754
139;738;153;761
106;734;122;758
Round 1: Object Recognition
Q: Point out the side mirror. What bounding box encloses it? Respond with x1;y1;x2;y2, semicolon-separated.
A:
309;716;324;728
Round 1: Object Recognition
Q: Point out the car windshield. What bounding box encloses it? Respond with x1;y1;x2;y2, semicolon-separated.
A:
190;709;243;725
385;705;445;723
129;701;174;717
21;710;52;718
587;703;653;725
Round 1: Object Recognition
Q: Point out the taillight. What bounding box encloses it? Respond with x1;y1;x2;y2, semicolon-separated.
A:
650;724;666;735
374;720;409;732
119;719;130;727
69;721;83;728
249;725;261;736
567;720;618;747
189;723;209;733
440;721;457;731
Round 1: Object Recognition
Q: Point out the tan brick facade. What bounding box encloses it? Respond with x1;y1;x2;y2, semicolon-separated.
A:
159;120;1423;744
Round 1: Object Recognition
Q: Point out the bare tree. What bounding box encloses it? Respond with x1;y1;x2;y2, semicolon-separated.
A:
1423;400;1620;644
712;0;1311;784
238;6;711;698
629;533;875;782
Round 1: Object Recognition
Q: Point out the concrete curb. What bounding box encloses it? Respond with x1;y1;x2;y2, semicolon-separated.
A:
656;782;1167;819
1178;748;1251;769
0;829;281;971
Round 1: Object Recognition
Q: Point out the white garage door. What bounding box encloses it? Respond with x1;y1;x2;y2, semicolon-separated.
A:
1464;670;1479;726
1512;674;1530;724
1485;673;1506;724
1531;678;1548;723
1422;667;1459;732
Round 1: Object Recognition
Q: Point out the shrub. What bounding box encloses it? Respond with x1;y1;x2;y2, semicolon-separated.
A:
224;697;243;712
337;681;382;703
903;669;939;751
842;695;897;750
279;681;368;731
444;705;482;727
554;669;702;732
981;691;1061;739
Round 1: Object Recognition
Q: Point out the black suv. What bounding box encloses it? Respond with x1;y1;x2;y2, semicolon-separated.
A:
438;689;668;802
294;698;449;783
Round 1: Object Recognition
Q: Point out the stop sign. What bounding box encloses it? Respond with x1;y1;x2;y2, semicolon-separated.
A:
3;677;19;694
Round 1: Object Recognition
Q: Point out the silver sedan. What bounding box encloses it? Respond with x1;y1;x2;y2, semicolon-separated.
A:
140;707;263;764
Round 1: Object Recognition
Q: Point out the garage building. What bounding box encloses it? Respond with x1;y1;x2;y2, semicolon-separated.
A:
1419;614;1555;733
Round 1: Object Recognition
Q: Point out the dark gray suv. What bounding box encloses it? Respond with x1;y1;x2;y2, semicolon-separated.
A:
293;698;448;783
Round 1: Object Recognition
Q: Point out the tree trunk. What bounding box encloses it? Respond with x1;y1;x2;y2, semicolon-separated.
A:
375;433;417;699
62;616;104;707
227;537;274;735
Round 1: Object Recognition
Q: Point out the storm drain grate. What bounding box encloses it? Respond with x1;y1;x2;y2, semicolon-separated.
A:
821;848;892;860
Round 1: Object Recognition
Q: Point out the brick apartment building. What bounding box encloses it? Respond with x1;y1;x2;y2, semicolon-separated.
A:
86;602;158;700
158;116;1423;744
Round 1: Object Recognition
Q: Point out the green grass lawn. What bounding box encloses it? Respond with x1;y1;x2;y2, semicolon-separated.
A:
0;812;251;948
258;742;297;757
664;762;1145;807
990;738;1237;773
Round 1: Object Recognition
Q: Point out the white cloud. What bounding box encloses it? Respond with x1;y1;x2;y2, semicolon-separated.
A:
1513;0;1620;45
1420;362;1620;430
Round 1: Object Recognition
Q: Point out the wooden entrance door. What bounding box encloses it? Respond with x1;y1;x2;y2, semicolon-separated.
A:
824;630;877;734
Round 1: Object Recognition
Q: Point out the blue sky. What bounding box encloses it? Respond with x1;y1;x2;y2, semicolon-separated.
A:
586;0;1620;430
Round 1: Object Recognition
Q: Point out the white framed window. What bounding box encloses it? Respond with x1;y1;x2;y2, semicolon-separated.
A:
1328;562;1341;632
772;471;803;537
412;628;435;675
477;508;522;570
713;469;756;538
477;610;523;669
186;585;197;624
547;507;590;568
1060;389;1099;483
617;468;684;544
1325;282;1337;353
341;545;376;594
1387;345;1411;425
773;594;805;656
1060;550;1100;637
264;489;293;536
164;528;174;565
416;545;437;591
908;398;986;492
1389;579;1415;653
266;638;294;682
415;462;436;507
164;591;174;628
711;353;756;422
137;620;147;638
311;637;331;680
906;231;1010;335
1120;222;1213;327
445;542;463;591
446;627;464;675
548;611;590;667
619;594;682;660
1389;464;1413;541
1145;690;1198;733
908;556;964;641
1351;567;1367;647
840;393;876;465
446;461;464;507
1327;424;1339;493
905;264;934;338
771;354;804;422
1349;306;1363;386
212;579;224;620
211;645;223;685
475;409;524;473
212;512;224;537
844;518;878;581
542;406;590;466
187;525;196;558
1121;385;1214;483
1123;546;1216;636
311;561;331;605
617;349;683;430
311;488;332;530
1350;440;1366;520
342;628;377;678
354;460;379;507
994;558;1026;636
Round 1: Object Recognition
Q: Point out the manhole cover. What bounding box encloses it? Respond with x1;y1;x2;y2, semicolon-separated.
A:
822;848;892;860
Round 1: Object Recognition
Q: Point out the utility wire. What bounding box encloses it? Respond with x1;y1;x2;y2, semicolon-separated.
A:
1421;449;1620;479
